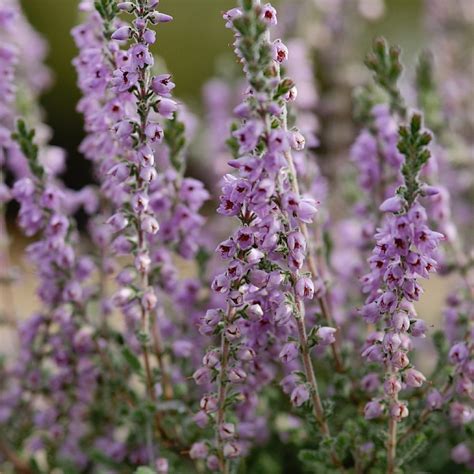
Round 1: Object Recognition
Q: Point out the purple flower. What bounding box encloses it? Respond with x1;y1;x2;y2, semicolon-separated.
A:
272;39;288;64
233;120;263;153
449;342;468;364
189;442;208;460
403;368;426;388
279;342;299;364
364;400;383;420
380;195;403;213
316;326;337;345
290;384;310;407
151;74;175;96
426;389;443;410
295;276;314;299
261;3;277;25
111;25;131;41
451;443;471;465
389;401;409;421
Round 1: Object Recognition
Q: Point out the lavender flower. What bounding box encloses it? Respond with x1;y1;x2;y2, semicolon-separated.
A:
196;1;342;470
360;113;443;472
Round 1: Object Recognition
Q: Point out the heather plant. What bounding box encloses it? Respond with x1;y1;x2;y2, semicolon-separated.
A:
0;0;472;473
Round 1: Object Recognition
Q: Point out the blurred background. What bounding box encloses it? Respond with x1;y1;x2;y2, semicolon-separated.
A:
21;0;425;191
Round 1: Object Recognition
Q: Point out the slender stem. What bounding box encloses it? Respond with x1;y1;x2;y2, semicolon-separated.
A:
0;436;32;474
285;150;344;372
152;309;174;400
295;308;330;434
216;305;233;474
387;417;397;474
294;298;344;471
0;200;16;325
386;363;398;474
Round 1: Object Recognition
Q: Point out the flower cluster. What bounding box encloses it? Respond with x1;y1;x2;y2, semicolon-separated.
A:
0;1;473;473
192;2;342;470
360;113;445;471
3;121;100;468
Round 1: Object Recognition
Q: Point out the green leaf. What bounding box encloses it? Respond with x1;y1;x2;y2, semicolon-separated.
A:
364;37;406;117
135;467;156;474
12;119;43;179
121;347;142;373
298;449;321;463
398;433;427;467
415;50;443;133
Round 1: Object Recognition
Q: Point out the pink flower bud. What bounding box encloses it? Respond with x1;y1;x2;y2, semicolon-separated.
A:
228;367;246;383
141;288;157;311
316;326;337;345
223;441;241;459
156;458;169;474
200;395;218;413
404;368;426;388
426;389;443;410
141;215;159;235
390;401;409;421
193;367;211;385
219;422;235;440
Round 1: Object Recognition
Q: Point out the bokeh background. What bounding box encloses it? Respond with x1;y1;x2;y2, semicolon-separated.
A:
22;0;425;192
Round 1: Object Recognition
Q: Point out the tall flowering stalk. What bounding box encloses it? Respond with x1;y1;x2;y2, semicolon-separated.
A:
102;0;175;422
194;1;342;471
0;0;53;326
390;46;474;470
3;121;100;470
360;113;443;473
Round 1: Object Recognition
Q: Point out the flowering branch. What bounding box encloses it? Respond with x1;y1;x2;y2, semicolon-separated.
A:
361;112;443;474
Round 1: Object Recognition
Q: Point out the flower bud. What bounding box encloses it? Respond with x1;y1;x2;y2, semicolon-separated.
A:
316;326;336;345
141;215;159;235
156;458;169;474
111;26;131;41
390;401;409;421
189;442;208;460
404;368;426;388
228;367;246;383
117;2;134;11
223;441;241;459
279;342;299;364
219;422;235;440
290;384;310;407
295;276;314;299
141;288;157;311
426;389;443;410
379;195;402;213
193;367;211;386
200;395;218;413
364;400;383;419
